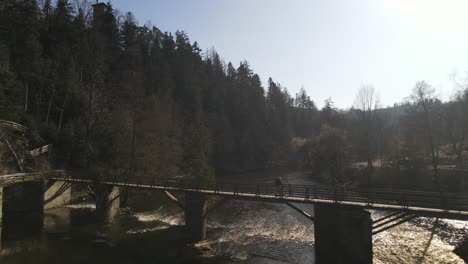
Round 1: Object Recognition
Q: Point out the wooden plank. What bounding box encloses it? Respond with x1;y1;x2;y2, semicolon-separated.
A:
0;172;49;185
28;144;52;156
0;120;28;133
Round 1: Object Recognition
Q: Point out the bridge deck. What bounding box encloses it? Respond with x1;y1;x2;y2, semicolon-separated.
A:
2;171;468;220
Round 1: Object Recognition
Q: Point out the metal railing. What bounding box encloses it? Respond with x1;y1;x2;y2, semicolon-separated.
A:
0;119;28;133
48;172;468;214
4;170;468;217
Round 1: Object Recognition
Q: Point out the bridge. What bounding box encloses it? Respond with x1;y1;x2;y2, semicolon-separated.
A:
1;170;468;264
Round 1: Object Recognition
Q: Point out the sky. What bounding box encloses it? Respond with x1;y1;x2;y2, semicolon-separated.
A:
109;0;468;108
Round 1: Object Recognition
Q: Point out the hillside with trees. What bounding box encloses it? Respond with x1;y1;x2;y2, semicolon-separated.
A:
1;1;468;185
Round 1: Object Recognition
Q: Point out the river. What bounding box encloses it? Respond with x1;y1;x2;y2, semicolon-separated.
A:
1;169;467;263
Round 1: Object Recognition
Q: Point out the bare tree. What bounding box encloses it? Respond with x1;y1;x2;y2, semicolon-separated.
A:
72;0;93;27
353;84;381;168
410;81;440;186
445;89;468;168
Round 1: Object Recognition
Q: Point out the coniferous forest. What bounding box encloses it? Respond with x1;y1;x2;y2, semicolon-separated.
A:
0;0;321;179
2;0;468;186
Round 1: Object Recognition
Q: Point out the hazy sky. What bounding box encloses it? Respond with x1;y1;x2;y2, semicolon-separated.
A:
109;0;468;108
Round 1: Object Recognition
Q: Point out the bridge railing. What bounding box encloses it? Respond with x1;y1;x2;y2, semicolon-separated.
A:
50;172;468;213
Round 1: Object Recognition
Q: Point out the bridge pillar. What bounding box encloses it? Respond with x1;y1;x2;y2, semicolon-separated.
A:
2;182;45;231
95;185;120;221
44;180;72;209
0;185;2;253
0;184;3;226
314;204;372;264
184;192;207;243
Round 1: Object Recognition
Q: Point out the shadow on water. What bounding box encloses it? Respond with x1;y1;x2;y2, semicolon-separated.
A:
0;192;227;264
416;219;439;264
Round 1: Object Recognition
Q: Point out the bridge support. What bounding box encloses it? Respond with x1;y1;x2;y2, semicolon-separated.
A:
44;180;72;209
95;185;120;221
0;185;2;253
0;184;3;225
184;192;207;243
0;185;3;250
2;182;45;232
314;204;372;264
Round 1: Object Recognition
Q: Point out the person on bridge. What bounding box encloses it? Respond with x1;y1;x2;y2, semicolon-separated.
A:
275;177;283;197
275;177;283;185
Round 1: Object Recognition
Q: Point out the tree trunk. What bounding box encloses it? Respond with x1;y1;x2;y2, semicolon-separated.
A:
130;117;136;177
24;81;29;112
58;109;64;133
86;78;93;139
421;103;439;189
46;94;53;127
456;144;464;169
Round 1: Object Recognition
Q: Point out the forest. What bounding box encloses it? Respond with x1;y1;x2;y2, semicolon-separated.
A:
1;0;468;185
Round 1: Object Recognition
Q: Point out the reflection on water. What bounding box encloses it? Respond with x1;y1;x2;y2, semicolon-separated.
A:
1;170;467;264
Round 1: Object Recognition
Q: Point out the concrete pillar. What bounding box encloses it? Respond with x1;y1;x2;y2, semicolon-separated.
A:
2;182;44;234
0;185;3;226
0;185;3;252
119;188;129;208
3;182;44;212
314;204;372;264
184;192;207;243
95;185;120;221
44;180;72;209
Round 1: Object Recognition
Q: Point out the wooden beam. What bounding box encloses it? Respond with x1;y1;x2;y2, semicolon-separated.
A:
286;202;314;221
28;144;52;156
372;211;402;225
0;120;28;133
164;191;185;210
373;213;410;229
5;139;24;172
207;197;229;214
0;172;49;185
372;215;418;235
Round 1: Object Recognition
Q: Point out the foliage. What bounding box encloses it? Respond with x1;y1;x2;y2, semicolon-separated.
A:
0;0;319;179
2;1;468;185
300;125;349;183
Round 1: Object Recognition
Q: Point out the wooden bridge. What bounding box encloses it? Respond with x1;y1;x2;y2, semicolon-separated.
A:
2;170;468;264
3;170;468;219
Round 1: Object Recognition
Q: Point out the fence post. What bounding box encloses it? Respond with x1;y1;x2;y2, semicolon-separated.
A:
441;193;447;211
334;187;338;203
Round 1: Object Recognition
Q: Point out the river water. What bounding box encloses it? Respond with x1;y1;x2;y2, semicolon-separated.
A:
1;169;467;263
